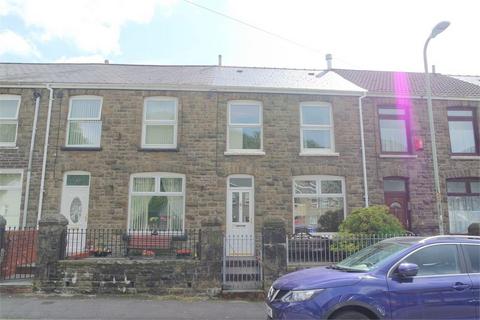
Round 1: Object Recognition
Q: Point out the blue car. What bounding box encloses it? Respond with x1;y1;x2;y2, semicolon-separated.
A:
266;235;479;319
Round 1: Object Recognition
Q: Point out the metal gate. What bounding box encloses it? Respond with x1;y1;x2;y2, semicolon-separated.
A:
0;227;38;280
222;235;263;291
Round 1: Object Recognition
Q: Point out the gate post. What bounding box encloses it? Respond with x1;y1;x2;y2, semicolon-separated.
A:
34;214;68;292
262;219;287;291
198;219;223;294
0;215;6;267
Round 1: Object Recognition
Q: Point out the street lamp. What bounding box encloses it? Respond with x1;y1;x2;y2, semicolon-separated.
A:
423;21;450;235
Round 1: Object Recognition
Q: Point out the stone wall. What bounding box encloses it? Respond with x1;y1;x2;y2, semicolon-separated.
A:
1;86;478;234
55;258;220;295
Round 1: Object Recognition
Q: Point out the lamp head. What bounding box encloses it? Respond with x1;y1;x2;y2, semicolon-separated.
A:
430;21;450;38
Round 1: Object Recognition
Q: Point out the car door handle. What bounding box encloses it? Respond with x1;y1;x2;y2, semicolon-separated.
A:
452;282;471;291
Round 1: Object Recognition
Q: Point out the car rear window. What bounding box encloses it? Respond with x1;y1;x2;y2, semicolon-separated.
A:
462;244;480;273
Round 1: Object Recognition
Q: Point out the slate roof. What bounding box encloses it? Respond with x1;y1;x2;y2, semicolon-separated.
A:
334;69;480;98
0;63;365;94
1;63;479;99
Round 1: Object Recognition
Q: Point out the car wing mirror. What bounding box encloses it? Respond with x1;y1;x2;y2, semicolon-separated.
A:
397;262;419;277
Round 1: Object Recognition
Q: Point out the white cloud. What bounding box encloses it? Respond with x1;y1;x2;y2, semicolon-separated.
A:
0;29;38;56
1;0;177;55
55;54;107;63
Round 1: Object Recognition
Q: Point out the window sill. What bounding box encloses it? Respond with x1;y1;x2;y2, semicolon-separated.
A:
451;155;480;160
61;146;102;151
0;146;18;149
299;152;340;157
138;147;178;152
379;154;417;159
224;150;266;156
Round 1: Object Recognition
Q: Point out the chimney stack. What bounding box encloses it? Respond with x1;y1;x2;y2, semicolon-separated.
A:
218;54;222;66
326;54;332;70
104;59;109;64
432;65;436;74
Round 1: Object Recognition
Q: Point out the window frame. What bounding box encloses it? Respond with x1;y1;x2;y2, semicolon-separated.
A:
0;168;24;228
127;172;186;233
226;100;263;153
446;177;480;197
300;102;335;155
0;95;21;147
227;174;255;224
63;171;91;187
65;95;103;148
141;97;178;149
447;107;479;155
292;175;346;234
378;105;412;155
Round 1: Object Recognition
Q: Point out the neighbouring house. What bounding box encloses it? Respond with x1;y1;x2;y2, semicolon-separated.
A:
0;62;479;243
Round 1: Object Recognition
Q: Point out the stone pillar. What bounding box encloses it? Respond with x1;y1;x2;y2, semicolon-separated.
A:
198;219;223;295
35;214;68;292
262;219;287;289
0;215;6;267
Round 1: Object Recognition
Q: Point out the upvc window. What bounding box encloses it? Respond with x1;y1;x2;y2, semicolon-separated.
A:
378;106;411;154
142;97;178;149
293;176;345;233
128;173;185;232
447;178;480;234
66;96;102;148
0;170;23;228
227;101;263;152
300;102;334;154
0;95;21;147
447;108;478;155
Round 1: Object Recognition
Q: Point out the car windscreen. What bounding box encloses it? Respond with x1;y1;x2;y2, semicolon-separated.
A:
336;241;412;272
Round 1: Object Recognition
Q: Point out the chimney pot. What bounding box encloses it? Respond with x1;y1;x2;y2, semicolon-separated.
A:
104;59;109;64
326;54;332;70
218;54;222;66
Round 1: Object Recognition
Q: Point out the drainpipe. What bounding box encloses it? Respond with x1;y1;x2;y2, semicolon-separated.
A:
22;92;41;228
358;92;369;207
37;85;54;224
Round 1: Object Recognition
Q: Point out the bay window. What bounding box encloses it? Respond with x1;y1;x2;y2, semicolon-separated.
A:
142;97;178;148
447;178;480;234
293;176;345;233
0;95;21;147
128;173;185;232
66;96;102;148
378;106;411;153
0;170;23;228
300;102;335;154
227;101;263;153
447;108;478;155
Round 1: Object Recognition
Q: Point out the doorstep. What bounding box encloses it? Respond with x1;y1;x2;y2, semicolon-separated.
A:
0;279;34;294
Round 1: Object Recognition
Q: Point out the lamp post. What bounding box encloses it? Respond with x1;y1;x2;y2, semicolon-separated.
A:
423;21;450;235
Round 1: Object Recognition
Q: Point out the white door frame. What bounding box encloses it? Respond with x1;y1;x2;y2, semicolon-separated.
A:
226;175;255;256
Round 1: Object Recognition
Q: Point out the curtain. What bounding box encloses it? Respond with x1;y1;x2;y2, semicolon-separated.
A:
70;99;101;119
68;121;102;146
130;196;151;230
448;196;480;233
380;119;407;152
0;122;17;143
448;121;476;153
145;125;174;145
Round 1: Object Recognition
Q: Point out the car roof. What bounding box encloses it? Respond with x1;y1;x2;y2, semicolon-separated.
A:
382;235;480;246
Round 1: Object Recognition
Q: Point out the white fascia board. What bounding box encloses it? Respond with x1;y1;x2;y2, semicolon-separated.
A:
0;82;366;96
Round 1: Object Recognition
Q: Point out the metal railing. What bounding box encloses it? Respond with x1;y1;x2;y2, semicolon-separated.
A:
64;228;201;260
287;233;414;265
0;227;38;280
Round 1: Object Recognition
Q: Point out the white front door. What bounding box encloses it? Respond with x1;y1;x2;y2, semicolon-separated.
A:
226;176;254;256
60;172;90;254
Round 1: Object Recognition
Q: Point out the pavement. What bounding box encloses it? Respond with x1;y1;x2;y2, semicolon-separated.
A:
0;295;266;320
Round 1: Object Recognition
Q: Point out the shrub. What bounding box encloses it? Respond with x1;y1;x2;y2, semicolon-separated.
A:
330;205;407;257
339;205;406;235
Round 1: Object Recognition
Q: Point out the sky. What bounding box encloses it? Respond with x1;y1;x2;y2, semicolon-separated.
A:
0;0;479;75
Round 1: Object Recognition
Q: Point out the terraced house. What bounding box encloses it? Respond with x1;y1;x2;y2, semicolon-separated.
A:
1;62;479;242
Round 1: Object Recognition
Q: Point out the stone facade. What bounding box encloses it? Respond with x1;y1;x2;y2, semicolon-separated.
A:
1;86;479;234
